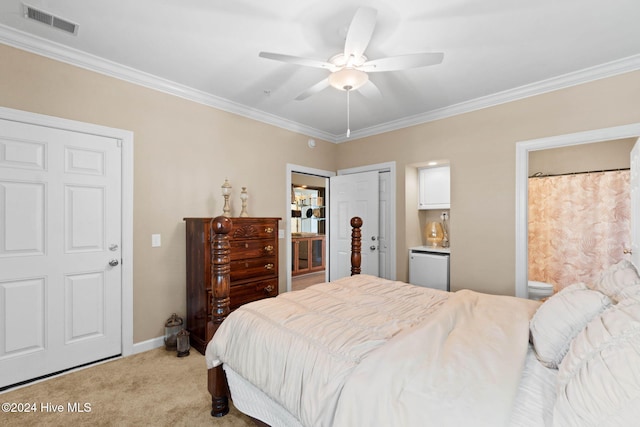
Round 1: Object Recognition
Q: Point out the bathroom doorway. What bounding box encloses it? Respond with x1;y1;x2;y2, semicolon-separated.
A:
527;139;633;292
515;123;640;298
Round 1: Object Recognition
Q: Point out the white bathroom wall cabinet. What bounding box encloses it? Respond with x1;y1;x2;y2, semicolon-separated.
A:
418;165;450;210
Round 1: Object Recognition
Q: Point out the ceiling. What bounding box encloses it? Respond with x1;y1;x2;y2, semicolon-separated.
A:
1;1;640;143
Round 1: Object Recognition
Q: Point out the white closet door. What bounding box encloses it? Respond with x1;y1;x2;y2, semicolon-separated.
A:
0;119;122;388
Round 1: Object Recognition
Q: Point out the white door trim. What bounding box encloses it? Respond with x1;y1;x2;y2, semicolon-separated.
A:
515;123;640;298
0;106;134;357
286;164;335;292
338;161;397;280
631;139;640;270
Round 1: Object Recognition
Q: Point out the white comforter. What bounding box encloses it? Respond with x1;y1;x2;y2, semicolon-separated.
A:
334;289;540;427
206;275;539;427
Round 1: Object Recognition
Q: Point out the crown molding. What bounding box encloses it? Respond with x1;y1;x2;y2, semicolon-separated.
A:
2;23;639;144
0;24;337;142
340;54;640;143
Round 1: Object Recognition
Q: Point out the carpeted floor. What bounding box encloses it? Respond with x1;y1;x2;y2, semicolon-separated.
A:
0;347;254;426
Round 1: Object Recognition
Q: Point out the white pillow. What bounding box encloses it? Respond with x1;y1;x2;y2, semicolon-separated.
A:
529;283;611;368
553;295;640;427
619;283;640;300
592;259;640;303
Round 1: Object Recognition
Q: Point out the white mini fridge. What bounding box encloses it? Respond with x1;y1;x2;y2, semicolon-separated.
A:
409;248;450;291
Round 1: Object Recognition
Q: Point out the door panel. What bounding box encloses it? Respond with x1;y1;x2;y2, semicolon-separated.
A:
1;138;45;170
1;278;45;356
65;146;106;175
0;118;122;388
65;185;105;252
65;272;105;343
1;181;45;256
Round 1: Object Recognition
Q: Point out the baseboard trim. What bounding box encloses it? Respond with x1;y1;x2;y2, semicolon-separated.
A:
132;336;165;354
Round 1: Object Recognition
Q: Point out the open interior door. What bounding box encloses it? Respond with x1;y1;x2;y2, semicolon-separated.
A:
329;171;379;280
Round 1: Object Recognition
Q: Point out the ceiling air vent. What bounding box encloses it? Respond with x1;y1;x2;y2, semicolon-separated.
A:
23;4;78;35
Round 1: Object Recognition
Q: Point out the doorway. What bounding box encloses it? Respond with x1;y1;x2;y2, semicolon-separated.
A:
291;173;328;291
286;165;334;292
338;162;396;281
527;141;633;292
285;162;397;291
515;123;640;298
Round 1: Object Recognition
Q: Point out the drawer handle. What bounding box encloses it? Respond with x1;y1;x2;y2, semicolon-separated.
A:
265;227;274;234
264;285;274;293
264;245;273;253
265;263;274;270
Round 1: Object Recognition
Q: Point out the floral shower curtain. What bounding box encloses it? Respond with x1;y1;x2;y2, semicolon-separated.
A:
528;170;630;292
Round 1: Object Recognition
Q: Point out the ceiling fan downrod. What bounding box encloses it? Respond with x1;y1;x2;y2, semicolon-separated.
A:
346;85;353;138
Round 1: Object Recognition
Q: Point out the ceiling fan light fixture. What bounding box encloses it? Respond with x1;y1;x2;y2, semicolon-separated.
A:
328;68;368;91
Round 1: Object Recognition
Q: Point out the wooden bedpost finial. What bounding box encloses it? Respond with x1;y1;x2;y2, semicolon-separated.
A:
211;215;233;235
351;216;362;276
350;216;363;229
208;216;233;342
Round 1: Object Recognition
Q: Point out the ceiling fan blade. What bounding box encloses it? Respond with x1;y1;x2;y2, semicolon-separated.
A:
259;52;334;70
295;78;330;101
344;7;377;60
357;80;382;100
361;52;444;72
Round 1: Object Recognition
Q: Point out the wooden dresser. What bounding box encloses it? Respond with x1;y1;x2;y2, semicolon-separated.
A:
184;217;280;354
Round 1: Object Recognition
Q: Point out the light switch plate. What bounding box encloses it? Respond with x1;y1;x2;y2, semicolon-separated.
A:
151;234;161;247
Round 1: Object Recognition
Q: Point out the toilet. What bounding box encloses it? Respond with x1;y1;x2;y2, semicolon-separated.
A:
528;280;554;300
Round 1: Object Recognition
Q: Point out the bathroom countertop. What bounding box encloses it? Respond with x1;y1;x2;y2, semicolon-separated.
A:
409;245;450;254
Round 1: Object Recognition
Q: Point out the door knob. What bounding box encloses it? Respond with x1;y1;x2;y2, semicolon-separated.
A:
109;259;119;267
370;245;377;251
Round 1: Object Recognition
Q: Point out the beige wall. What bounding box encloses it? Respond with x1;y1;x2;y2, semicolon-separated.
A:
0;44;338;343
2;42;640;342
336;71;640;295
529;137;635;175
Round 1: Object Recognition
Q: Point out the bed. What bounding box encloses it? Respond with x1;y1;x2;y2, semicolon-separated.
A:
204;216;640;426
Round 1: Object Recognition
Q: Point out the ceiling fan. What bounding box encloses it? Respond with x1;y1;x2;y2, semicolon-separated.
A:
258;7;444;102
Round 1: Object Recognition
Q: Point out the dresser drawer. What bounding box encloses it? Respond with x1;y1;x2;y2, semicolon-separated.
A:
230;239;275;260
230;256;277;282
231;220;277;240
230;278;278;310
